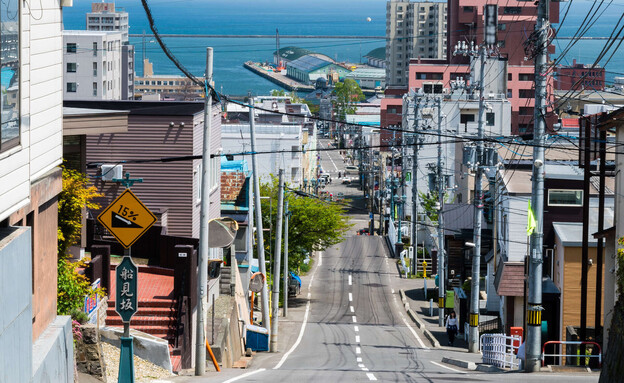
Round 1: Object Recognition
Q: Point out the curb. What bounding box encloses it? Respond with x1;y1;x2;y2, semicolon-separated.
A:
405;307;440;348
475;364;504;373
442;357;477;370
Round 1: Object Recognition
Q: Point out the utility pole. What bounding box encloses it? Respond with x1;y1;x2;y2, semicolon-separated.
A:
196;47;213;376
526;0;549;372
249;97;271;337
468;44;486;353
283;199;289;317
436;96;446;327
411;98;420;276
270;169;284;352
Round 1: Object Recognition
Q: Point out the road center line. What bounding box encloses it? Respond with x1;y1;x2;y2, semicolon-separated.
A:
348;292;353;301
366;372;377;381
430;361;468;374
327;150;339;171
350;306;354;313
352;316;357;323
222;368;266;382
355;335;360;343
348;275;352;285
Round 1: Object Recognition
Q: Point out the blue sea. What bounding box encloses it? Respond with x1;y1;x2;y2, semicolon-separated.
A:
62;0;624;96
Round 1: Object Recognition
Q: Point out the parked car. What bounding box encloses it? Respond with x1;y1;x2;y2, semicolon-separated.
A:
345;165;358;174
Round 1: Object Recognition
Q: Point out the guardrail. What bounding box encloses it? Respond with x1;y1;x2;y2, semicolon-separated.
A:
480;333;521;369
541;341;602;367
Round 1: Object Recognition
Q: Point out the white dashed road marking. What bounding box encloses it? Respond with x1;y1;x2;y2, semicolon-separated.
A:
354;326;359;332
348;275;352;285
352;316;357;323
356;347;361;354
366;373;377;381
348;292;353;302
355;335;360;343
350;306;355;313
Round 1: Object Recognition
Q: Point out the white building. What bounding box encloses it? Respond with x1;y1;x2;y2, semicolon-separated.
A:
1;0;73;382
84;1;134;98
221;124;305;186
386;0;448;86
63;30;130;100
86;2;129;43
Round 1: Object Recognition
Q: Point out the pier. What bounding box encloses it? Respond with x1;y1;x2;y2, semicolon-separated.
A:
243;62;315;92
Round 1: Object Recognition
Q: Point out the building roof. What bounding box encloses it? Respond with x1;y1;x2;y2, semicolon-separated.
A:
288;55;336;73
494;262;525;297
275;46;314;61
63;30;121;37
553;209;614;247
64;100;207;116
346;68;386;79
441;204;484;233
364;47;386;61
500;165;616;195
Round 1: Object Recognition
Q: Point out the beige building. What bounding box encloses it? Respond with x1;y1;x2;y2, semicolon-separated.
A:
134;59;205;100
386;0;447;86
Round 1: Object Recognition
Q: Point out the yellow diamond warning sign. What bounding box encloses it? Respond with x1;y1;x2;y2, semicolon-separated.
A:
97;189;157;248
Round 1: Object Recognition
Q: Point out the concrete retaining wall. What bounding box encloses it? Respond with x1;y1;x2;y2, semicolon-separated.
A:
0;227;33;383
32;316;74;383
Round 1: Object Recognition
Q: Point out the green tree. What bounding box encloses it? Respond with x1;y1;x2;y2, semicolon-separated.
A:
419;191;440;221
57;166;103;315
259;177;351;272
332;79;365;121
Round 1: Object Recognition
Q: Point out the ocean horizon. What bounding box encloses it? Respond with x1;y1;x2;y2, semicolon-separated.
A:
63;0;624;96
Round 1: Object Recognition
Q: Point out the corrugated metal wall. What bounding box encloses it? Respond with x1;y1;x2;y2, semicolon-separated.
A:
87;105;221;238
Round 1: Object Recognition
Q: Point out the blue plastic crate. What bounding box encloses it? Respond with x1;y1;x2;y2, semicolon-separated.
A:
245;324;269;352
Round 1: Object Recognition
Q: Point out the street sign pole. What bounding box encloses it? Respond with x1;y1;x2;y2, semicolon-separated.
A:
116;250;138;383
98;181;156;383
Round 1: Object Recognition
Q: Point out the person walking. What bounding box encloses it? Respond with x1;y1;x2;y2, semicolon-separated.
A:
445;310;458;346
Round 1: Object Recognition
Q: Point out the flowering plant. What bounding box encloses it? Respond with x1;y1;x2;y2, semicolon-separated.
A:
72;320;83;345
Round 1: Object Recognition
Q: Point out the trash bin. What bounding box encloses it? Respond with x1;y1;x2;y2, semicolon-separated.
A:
245;324;269;352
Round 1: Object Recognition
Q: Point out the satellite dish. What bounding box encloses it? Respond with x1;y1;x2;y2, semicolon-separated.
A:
249;272;266;293
208;217;239;248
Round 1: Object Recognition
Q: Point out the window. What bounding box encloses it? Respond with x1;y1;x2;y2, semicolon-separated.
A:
463;6;474;12
93;42;98;56
519;107;533;116
486;112;495;126
519;73;534;81
519;89;535;98
507;89;513;98
497;40;505;48
0;0;19;152
291;145;299;159
93;62;97;76
508;73;512;81
498;24;507;31
92;82;97;97
504;7;522;15
67;82;77;92
548;190;583;207
67;63;77;73
66;43;77;53
233;226;248;252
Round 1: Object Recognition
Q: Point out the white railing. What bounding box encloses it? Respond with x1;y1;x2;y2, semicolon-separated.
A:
480;333;521;369
388;217;397;245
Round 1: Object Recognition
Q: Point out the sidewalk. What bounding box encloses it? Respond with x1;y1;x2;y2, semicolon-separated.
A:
387;261;484;367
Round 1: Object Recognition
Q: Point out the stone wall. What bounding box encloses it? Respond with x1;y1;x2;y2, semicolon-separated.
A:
599;298;624;382
75;325;106;381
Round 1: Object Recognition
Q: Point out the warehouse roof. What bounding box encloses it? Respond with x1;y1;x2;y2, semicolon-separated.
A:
365;47;386;60
288;55;335;73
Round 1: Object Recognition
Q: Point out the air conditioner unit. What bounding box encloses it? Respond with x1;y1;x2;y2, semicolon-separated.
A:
101;164;123;181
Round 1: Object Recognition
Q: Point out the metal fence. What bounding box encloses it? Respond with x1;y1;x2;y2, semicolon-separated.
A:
480;333;521;369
